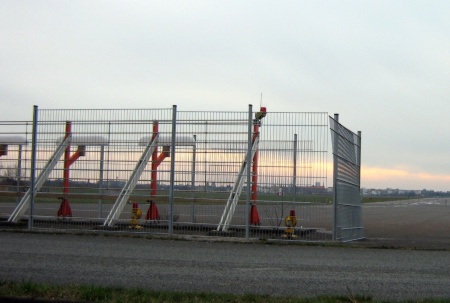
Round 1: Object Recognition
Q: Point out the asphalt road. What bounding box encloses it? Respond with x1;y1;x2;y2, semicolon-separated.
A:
0;232;449;301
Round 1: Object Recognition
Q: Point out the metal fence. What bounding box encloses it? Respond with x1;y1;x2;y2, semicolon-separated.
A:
1;105;333;241
329;114;363;242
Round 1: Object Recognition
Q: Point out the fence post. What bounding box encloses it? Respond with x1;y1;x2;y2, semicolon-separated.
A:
245;104;253;240
357;131;363;239
98;145;105;218
16;144;23;205
168;105;177;236
332;113;339;241
293;134;297;203
28;105;38;230
190;135;196;223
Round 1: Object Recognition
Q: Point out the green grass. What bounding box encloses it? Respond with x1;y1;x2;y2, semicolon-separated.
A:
0;280;369;303
1;280;448;303
361;196;416;203
0;189;333;205
0;188;418;206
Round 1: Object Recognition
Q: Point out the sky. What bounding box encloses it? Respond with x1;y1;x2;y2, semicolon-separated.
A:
0;1;449;191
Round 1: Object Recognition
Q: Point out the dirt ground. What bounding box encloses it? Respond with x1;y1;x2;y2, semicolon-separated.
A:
360;198;450;249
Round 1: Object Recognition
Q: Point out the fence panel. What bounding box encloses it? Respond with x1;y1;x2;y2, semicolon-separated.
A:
0;121;32;220
170;110;330;241
329;115;363;242
1;106;331;242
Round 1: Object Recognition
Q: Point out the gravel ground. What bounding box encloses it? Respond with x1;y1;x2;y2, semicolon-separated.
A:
1;232;449;301
362;198;450;250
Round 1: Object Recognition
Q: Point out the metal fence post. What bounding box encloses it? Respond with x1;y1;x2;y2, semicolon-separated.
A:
357;131;363;238
16;144;23;205
332;113;339;241
28;105;38;230
168;105;177;236
293;134;297;203
98;145;105;218
190;135;196;223
245;104;252;240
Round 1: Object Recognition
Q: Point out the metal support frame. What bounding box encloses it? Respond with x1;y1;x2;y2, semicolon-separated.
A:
103;134;159;226
217;133;260;231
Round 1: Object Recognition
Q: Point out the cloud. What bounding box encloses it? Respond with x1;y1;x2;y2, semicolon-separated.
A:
362;166;450;191
0;1;448;191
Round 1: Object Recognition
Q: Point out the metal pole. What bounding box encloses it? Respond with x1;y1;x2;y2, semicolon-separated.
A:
168;105;177;236
245;104;253;240
28;105;38;230
293;134;297;202
332;114;339;241
204;122;207;192
190;135;196;223
16;145;23;205
98;145;105;218
357;131;363;238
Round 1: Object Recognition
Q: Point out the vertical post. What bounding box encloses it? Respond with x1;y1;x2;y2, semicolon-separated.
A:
150;121;159;197
204;121;208;192
28;105;38;230
293;134;297;202
357;131;362;239
357;131;362;168
332;113;339;241
63;121;71;204
168;105;177;236
16;144;23;205
98;145;105;218
58;121;73;217
190;135;196;223
245;104;253;240
146;121;161;221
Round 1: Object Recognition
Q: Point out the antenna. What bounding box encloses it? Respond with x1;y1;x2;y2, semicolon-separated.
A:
260;92;262;108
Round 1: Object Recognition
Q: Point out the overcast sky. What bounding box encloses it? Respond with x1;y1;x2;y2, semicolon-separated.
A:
1;1;449;191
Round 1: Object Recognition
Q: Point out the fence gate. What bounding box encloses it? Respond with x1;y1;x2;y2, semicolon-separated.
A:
330;114;363;242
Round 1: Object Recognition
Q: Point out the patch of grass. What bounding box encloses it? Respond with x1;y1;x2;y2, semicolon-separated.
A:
1;280;447;303
361;196;415;203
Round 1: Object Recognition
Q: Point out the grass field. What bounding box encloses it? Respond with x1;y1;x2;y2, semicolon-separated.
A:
0;188;334;205
2;187;418;206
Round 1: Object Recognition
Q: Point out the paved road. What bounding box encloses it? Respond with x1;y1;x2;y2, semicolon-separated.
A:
0;232;449;300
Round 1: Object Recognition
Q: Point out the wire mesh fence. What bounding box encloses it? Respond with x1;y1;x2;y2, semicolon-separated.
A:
0;120;33;219
1;106;333;241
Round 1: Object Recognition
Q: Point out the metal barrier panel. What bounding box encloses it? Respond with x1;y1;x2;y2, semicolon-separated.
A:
329;115;363;242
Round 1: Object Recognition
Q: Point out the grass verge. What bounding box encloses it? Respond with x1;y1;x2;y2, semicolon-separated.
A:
1;280;449;303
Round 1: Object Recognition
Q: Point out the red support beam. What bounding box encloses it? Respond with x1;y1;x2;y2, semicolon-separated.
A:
250;122;261;225
147;121;161;220
58;121;73;217
150;121;159;197
58;123;86;218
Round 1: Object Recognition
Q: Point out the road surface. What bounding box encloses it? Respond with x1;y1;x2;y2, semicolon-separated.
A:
0;232;449;300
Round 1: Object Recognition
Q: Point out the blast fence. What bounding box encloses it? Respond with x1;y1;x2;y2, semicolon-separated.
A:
1;105;334;241
330;114;363;242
